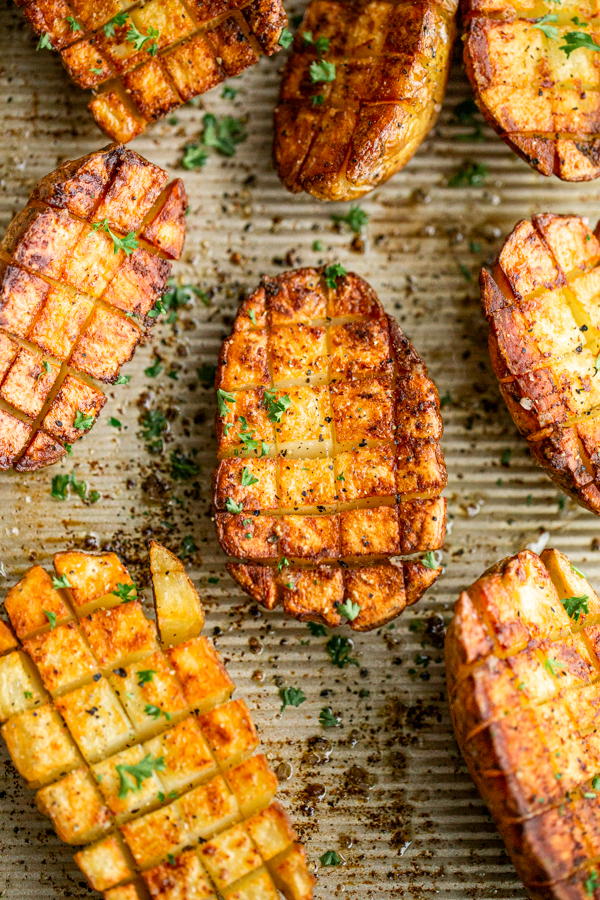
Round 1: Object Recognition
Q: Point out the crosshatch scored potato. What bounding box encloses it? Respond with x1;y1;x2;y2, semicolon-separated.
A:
0;544;314;900
481;213;600;515
0;143;186;472
464;0;600;180
212;267;448;632
15;0;288;142
273;0;459;201
446;548;600;900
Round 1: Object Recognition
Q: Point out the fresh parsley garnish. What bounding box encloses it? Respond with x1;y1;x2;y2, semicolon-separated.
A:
448;161;488;187
585;870;599;897
532;13;559;39
126;22;160;55
144;703;171;721
170;449;201;481
324;263;346;289
561;594;589;622
44;609;57;630
572;563;587;578
111;582;137;602
319;707;341;728
23;691;33;700
331;206;368;234
337;599;361;621
222;85;238;99
52;575;71;589
264;389;291;423
37;32;52;50
561;30;600;56
239;431;259;452
304;32;330;56
278;557;290;572
181;144;209;170
544;657;566;677
115;374;131;384
181;535;198;558
137;670;156;686
280;686;306;710
310;59;336;83
225;497;243;514
308;622;328;637
108;417;121;428
74;409;94;431
326;635;358;668
116;753;165;798
241;466;259;487
50;471;99;504
182;114;248;168
92;218;139;256
140;409;167;452
453;99;484;141
421;551;438;570
66;16;81;31
312;94;325;106
279;26;294;49
145;358;162;378
320;850;341;866
217;388;236;418
103;12;128;37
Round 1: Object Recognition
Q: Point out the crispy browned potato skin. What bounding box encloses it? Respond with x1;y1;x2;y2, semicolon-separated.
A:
0;144;185;471
214;267;447;631
447;549;600;900
463;1;600;181
16;0;288;142
273;0;458;201
481;213;600;514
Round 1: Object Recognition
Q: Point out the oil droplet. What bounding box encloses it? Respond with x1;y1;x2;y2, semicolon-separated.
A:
276;762;292;781
251;670;264;683
249;637;262;655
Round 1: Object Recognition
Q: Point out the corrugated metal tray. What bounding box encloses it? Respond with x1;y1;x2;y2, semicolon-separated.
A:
2;2;600;897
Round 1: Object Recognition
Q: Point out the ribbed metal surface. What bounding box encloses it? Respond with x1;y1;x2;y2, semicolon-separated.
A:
2;1;600;897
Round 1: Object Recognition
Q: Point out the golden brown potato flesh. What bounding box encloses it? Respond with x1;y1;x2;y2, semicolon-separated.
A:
447;548;600;899
0;144;186;471
464;0;600;180
213;268;447;631
18;0;288;142
0;544;313;899
273;0;458;201
481;213;600;514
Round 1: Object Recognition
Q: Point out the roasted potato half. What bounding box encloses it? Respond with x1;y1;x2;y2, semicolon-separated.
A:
480;212;600;515
464;0;600;180
273;0;458;201
447;547;600;900
0;544;313;900
213;267;448;631
0;143;185;471
16;0;288;142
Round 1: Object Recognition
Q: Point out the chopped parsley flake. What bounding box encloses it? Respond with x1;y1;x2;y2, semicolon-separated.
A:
544;657;566;677
561;594;589;622
92;218;138;256
319;707;341;728
170;449;201;481
137;670;156;686
585;871;599;896
421;551;438;570
222;85;238;99
116;753;165;798
264;389;291;423
50;471;99;504
324;263;346;289
279;686;306;711
279;26;294;48
448;161;488;187
331;206;368;234
309;59;336;82
181;144;210;170
532;13;559;39
115;374;131;384
108;417;122;428
145;358;163;378
337;599;361;622
248;309;257;325
571;563;587;578
218;388;236;417
44;609;57;630
320;850;341;867
74;409;94;431
452;99;484;141
52;574;71;589
37;32;53;50
326;635;358;668
182;114;248;169
126;22;160;55
225;497;243;514
112;582;137;602
103;12;128;37
241;466;259;487
144;704;171;721
303;32;330;56
140;409;167;452
278;557;290;572
23;691;33;700
66;16;81;31
181;535;198;558
561;30;600;56
308;622;328;637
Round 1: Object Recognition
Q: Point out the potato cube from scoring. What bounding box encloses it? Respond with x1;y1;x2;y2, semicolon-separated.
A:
0;332;18;382
395;441;447;496
274;386;331;444
41;374;106;445
14;429;66;473
69;306;141;383
23;622;98;695
280;515;340;560
109;650;187;738
89;91;147;145
222;868;280;900
281;567;344;629
167;636;235;713
102;247;170;318
0;620;18;655
29;286;94;361
331;376;395;444
55;677;134;763
216;389;275;456
265;270;327;324
120;800;188;868
177;775;240;842
5;564;72;639
267;844;314;900
143;848;216;900
74;834;135;892
162;34;223;103
60;38;113;90
79;601;158;668
215;513;280;560
140;178;187;260
340;506;400;557
198;699;259;770
36;766;112;844
150;541;205;647
279;457;336;509
92;744;164;823
329;319;393;378
343;564;408;631
131;0;195;49
1;205;84;279
122;60;181;122
213;458;279;512
1;704;82;785
67;0;123;31
94;150;168;234
225;754;278;818
217;330;270;390
53;550;134;614
0;409;31;470
0;347;60;418
198;823;261;890
0;650;46;721
269;323;327;384
245;802;296;862
335;446;396;503
144;716;217;794
104;884;148;900
61;223;124;297
0;261;49;338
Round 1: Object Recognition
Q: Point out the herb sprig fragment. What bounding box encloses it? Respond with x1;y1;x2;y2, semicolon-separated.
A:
264;389;291;423
532;13;559;39
326;635;359;668
116;753;165;798
560;30;600;56
279;686;306;711
561;594;589;622
182;113;248;169
125;21;160;55
331;206;368;234
92;218;139;256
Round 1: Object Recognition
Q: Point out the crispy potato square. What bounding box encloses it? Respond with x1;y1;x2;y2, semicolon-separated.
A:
23;622;98;695
329;319;393;378
109;649;188;738
36;766;112;845
89;91;147;144
280;567;344;628
279;457;336;509
518;287;583;360
29;286;94;360
199;823;261;889
225;754;278;818
14;429;66;472
217;330;270;390
395;371;444;442
92;744;164;823
0;261;49;337
268;844;314;900
395;440;447;495
95;150;168;234
1;704;82;785
506;645;557;705
74;833;134;892
535;213;600;275
162;34;223;102
132;0;195;48
564;683;600;732
264;269;327;324
143;849;216;900
21;0;81;49
340;505;400;557
497;219;563;299
104;884;147;900
280;514;340;560
69;306;140;383
41;374;106;444
61;223;124;297
269;323;328;383
398;497;446;553
535;701;592;790
335;446;396;502
68;0;123;30
1;205;84;279
96;22;147;75
331;376;395;443
569;267;600;329
198;699;259;770
245;802;296;861
79;601;158;668
0;409;32;469
216;388;275;455
0;332;18;381
30;146;122;221
213;458;279;512
54;549;133;612
5;564;72;639
144;716;217;794
215;513;280;560
328;272;382;319
343;564;408;631
166;636;235;714
223;867;280;900
241;0;288;55
60;39;113;89
0;347;60;418
0;620;18;656
122;60;182;122
121;800;188;867
140;178;187;260
55;678;135;763
177;775;240;842
207;15;259;76
0;650;46;721
274;385;332;443
102;246;170;318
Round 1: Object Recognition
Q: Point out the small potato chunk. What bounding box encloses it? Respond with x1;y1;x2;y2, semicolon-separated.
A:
5;564;73;639
198;823;261;890
150;541;205;647
143;848;216;900
144;716;217;795
79;601;158;667
0;651;47;721
167;636;235;713
245;802;296;862
92;744;164;823
55;677;135;763
75;834;134;892
177;775;240;842
23;622;99;695
36;767;112;844
225;754;278;818
120;800;188;868
53;550;134;614
2;704;82;786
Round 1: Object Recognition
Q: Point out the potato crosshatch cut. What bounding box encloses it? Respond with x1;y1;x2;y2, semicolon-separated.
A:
480;212;600;515
464;0;600;180
446;548;600;900
213;267;448;632
0;542;314;900
273;0;458;201
0;144;186;472
15;0;288;143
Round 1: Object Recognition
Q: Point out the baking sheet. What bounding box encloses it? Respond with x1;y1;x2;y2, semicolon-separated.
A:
2;2;600;897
